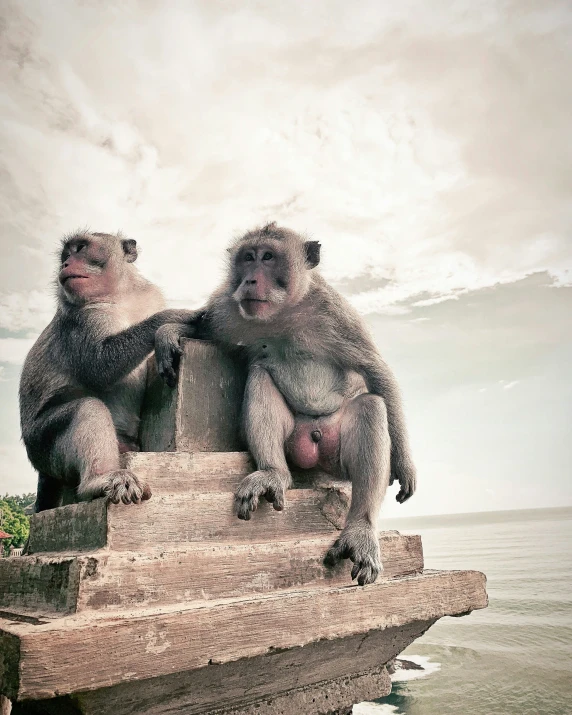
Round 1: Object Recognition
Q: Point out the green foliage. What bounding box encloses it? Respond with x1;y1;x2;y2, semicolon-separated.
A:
0;495;32;555
4;492;35;511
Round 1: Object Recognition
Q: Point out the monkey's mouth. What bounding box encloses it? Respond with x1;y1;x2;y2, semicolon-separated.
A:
60;275;90;286
239;298;272;318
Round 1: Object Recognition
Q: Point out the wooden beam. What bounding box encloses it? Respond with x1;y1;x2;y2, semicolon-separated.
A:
1;569;487;700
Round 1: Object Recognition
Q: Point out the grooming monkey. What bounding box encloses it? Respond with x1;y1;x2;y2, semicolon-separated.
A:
20;231;195;512
156;223;416;585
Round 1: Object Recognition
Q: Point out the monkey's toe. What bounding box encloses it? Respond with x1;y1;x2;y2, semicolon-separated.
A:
234;471;287;520
103;470;149;506
351;558;380;586
323;539;350;567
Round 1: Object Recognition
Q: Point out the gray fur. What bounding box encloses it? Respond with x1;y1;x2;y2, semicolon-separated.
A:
156;223;417;585
20;230;196;512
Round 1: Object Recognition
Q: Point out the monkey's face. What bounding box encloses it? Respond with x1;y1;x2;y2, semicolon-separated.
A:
58;233;138;305
232;243;289;321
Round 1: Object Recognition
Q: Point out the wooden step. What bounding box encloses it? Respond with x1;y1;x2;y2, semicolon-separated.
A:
120;451;333;494
27;486;351;554
139;340;246;452
0;534;423;617
0;569;487;701
120;451;254;493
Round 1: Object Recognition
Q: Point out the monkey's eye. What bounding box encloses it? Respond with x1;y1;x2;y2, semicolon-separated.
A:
244;253;255;262
75;242;87;253
262;252;273;261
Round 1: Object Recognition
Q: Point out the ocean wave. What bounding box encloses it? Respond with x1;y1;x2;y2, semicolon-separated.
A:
390;655;441;682
352;656;442;714
352;704;400;714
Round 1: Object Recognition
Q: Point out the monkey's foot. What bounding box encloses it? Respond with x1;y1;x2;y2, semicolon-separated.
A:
324;522;382;586
234;470;291;521
101;470;152;505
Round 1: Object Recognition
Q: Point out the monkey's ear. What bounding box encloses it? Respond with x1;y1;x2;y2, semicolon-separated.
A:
304;241;321;269
122;239;138;263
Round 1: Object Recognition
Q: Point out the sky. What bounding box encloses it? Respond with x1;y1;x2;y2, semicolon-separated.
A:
0;0;570;517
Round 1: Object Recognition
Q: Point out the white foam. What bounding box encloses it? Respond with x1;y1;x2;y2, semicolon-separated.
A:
353;704;400;714
353;655;441;714
390;655;441;682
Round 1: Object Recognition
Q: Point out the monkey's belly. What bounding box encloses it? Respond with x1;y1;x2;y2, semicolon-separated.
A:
286;413;342;472
268;361;347;417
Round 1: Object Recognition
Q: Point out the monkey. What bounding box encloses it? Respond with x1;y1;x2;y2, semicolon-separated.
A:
155;223;416;585
19;231;196;513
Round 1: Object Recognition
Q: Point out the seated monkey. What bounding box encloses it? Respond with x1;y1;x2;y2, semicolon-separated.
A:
20;231;194;512
156;223;416;585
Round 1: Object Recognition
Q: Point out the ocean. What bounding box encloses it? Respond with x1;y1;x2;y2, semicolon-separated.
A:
354;506;572;715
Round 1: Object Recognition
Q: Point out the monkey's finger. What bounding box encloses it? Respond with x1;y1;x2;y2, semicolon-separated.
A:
235;494;258;520
263;487;284;511
389;474;396;486
396;485;412;503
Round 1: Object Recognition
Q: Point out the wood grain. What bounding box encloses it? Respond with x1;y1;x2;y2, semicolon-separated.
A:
3;569;487;699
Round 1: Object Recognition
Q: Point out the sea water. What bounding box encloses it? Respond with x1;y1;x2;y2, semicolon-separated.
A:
354;507;572;715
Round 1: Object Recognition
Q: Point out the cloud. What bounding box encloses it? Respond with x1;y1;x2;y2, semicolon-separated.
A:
0;0;570;322
0;338;36;364
501;380;520;390
0;290;54;332
0;444;36;494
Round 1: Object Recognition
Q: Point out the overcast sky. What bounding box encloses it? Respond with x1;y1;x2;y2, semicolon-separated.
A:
0;0;570;517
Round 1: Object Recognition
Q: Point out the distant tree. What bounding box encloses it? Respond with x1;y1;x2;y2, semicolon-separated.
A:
0;498;31;555
3;493;36;511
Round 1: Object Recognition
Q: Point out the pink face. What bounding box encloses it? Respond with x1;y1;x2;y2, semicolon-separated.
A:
233;245;288;321
59;238;113;303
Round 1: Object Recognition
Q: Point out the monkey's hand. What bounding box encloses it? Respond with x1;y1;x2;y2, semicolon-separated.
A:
324;520;382;586
155;323;195;388
390;457;417;504
234;469;291;520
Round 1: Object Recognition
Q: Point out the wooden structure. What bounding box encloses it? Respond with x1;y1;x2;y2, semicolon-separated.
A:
0;340;487;714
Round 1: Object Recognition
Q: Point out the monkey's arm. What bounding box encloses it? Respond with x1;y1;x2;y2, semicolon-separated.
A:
358;354;416;502
330;315;417;503
63;309;202;390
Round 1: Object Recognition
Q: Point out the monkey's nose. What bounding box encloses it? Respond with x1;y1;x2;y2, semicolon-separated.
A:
311;429;322;443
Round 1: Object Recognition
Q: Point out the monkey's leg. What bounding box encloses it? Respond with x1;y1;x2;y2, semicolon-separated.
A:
34;473;64;512
52;398;151;506
324;394;390;586
235;366;295;520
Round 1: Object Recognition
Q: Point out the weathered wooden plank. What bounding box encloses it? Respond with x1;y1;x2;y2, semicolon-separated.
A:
119;451;254;493
76;533;423;611
120;450;338;494
0;556;80;616
0;535;423;617
27;502;107;555
3;569;487;699
140;340;247;453
107;490;341;549
11;622;431;715
0;632;20;701
138;356;178;452
27;488;349;554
